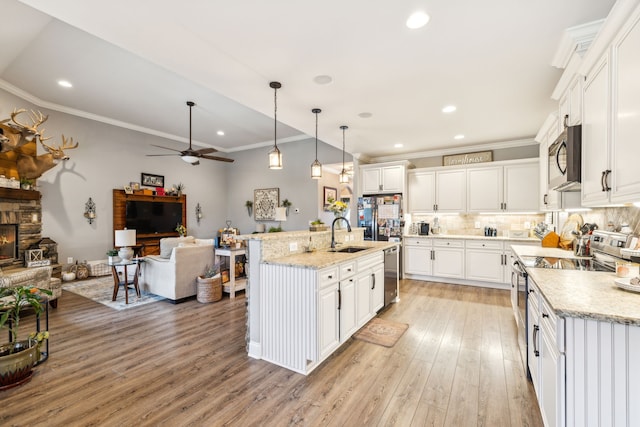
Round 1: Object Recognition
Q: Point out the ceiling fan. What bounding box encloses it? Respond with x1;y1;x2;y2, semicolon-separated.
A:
146;101;234;165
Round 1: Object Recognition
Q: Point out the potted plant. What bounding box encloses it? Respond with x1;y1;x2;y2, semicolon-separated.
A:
19;178;33;190
245;200;253;217
175;224;187;237
106;249;120;264
281;199;292;216
0;285;52;389
197;263;221;303
175;183;185;196
309;219;327;232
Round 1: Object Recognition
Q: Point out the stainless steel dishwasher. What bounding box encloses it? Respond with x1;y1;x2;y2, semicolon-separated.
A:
383;245;399;309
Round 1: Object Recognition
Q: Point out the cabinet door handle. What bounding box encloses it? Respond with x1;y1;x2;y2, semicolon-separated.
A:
542;313;549;318
328;275;333;279
533;325;540;357
337;289;341;310
543;194;548;205
601;170;606;192
529;288;535;294
371;273;375;290
604;170;612;191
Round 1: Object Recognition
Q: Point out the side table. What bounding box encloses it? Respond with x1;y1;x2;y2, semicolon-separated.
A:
108;258;144;304
215;247;246;298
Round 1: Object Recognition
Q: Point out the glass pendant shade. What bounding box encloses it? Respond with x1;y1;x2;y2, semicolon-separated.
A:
311;108;322;179
269;81;283;169
339;169;349;183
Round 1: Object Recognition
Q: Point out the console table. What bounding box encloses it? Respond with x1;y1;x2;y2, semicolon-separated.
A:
215;247;246;298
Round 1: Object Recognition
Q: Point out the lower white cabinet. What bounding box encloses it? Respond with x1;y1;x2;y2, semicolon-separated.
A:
404;238;433;276
318;280;340;360
432;239;464;279
355;270;372;327
465;240;507;283
339;275;357;340
371;264;384;312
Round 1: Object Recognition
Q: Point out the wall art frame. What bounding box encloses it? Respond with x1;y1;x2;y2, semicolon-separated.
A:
254;188;280;221
323;186;337;210
141;173;164;188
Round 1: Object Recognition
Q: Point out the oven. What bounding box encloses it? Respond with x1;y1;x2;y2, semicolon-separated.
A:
510;255;529;376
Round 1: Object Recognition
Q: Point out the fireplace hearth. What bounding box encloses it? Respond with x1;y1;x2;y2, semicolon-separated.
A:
0;187;42;268
0;224;17;263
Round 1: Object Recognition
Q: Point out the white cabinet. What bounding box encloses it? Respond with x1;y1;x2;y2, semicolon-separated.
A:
403;237;433;276
432;239;464;279
371;264;384;313
355;271;372;328
339;274;357;340
406;168;465;213
558;75;583;127
407;170;435;213
355;251;385;326
361;163;406;194
465;240;506;284
528;282;541;393
318;267;340;360
467;161;539;212
582;6;640;206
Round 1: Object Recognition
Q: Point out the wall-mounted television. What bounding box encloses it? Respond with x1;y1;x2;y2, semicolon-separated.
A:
125;200;183;234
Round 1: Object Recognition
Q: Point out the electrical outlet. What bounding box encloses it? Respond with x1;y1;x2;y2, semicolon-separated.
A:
289;242;298;252
524;221;531;229
67;257;73;264
475;222;481;229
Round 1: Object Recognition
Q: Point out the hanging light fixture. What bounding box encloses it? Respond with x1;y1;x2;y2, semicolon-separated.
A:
268;81;283;169
311;108;322;179
339;125;349;183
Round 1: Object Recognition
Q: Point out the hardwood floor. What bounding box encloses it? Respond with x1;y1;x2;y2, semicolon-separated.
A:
1;280;543;426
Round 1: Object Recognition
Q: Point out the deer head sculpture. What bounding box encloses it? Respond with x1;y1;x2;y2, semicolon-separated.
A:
17;135;79;180
0;108;51;152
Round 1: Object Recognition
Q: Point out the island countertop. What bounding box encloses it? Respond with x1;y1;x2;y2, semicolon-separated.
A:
262;240;398;270
512;246;640;325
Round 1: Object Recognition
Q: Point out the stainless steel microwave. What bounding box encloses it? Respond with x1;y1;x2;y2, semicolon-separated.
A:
548;122;581;192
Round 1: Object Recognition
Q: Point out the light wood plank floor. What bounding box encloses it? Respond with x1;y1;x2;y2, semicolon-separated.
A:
1;280;543;426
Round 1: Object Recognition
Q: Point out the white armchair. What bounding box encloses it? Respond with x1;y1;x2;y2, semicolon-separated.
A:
141;241;215;303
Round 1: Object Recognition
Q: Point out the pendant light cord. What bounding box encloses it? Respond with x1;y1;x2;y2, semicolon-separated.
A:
273;86;278;149
315;111;319;159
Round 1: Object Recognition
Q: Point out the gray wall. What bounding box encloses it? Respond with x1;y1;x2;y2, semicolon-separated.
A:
409;144;539;168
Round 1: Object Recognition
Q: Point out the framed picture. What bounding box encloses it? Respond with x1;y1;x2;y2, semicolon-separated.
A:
129;182;140;190
323;186;337;209
141;173;164;188
123;185;133;194
221;269;230;284
254;188;279;221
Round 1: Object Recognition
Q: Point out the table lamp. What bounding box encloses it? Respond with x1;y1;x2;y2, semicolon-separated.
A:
274;207;287;230
115;229;136;261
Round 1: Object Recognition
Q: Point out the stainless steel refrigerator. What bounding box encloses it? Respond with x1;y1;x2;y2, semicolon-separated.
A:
357;194;403;241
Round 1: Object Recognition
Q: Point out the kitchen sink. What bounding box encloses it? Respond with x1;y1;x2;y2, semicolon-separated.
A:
334;246;368;253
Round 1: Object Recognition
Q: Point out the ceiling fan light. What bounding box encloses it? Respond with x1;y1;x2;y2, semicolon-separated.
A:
182;155;199;164
268;145;282;169
311;159;322;179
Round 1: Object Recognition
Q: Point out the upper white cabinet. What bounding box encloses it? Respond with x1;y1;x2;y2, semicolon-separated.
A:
467;160;539;212
582;4;640;206
407;168;466;213
360;161;410;194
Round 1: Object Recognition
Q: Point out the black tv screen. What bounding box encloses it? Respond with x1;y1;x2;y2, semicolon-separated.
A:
125;200;183;234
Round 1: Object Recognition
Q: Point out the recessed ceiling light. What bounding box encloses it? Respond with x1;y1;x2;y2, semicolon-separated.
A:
394;143;403;148
442;105;456;113
406;11;430;29
454;134;465;140
313;75;333;85
358;112;373;118
57;80;72;88
217;130;225;136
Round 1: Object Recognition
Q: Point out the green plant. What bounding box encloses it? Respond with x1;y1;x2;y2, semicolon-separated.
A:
175;183;185;191
20;178;33;186
311;219;324;225
268;226;283;233
106;249;118;256
281;199;292;207
245;200;253;208
0;286;52;348
176;224;187;236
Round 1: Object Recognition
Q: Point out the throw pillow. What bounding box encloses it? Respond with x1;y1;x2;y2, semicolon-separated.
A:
195;238;215;246
159;236;195;258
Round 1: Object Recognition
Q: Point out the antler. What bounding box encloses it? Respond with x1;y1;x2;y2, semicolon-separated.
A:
61;134;78;150
1;108;49;142
41;134;79;154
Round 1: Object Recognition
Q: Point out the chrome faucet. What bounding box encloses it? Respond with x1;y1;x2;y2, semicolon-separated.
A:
331;216;352;249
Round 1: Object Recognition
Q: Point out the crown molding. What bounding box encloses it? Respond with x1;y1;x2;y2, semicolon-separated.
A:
552;19;604;69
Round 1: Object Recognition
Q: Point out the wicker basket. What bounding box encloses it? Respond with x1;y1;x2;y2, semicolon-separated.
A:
197;275;222;303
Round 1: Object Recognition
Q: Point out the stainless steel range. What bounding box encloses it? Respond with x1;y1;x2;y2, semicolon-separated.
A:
512;229;634;379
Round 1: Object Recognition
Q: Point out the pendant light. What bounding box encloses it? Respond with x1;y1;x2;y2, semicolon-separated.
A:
311;108;322;179
339;125;349;183
268;81;283;169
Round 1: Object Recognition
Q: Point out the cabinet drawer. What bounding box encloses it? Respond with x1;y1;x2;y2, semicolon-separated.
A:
357;252;384;271
404;237;431;246
319;267;339;288
340;262;356;279
539;296;564;351
466;240;503;250
433;239;464;248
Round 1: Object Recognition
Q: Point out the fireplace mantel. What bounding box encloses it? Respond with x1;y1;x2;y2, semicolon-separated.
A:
0;187;41;201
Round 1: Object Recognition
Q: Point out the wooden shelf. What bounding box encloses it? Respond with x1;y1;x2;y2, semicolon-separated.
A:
0;187;41;201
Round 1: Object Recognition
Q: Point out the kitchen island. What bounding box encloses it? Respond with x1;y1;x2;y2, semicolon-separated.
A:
512;245;640;426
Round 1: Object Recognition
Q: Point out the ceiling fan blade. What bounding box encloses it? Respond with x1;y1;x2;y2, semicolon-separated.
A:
150;144;182;153
146;153;180;157
194;147;217;154
200;154;234;163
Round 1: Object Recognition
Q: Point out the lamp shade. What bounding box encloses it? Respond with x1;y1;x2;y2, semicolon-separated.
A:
274;207;287;222
115;229;136;247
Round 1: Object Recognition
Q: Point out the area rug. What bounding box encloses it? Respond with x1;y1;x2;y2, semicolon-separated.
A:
353;317;409;348
62;276;165;310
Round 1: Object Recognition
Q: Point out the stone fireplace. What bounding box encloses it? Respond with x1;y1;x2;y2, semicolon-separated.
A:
0;187;42;269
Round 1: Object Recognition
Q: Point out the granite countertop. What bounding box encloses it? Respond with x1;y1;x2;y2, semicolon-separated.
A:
405;234;540;243
262;240;398;269
511;246;640;325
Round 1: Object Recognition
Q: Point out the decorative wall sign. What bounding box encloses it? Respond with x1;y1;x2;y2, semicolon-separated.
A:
443;150;493;166
254;188;279;221
141;173;164;187
25;249;51;267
